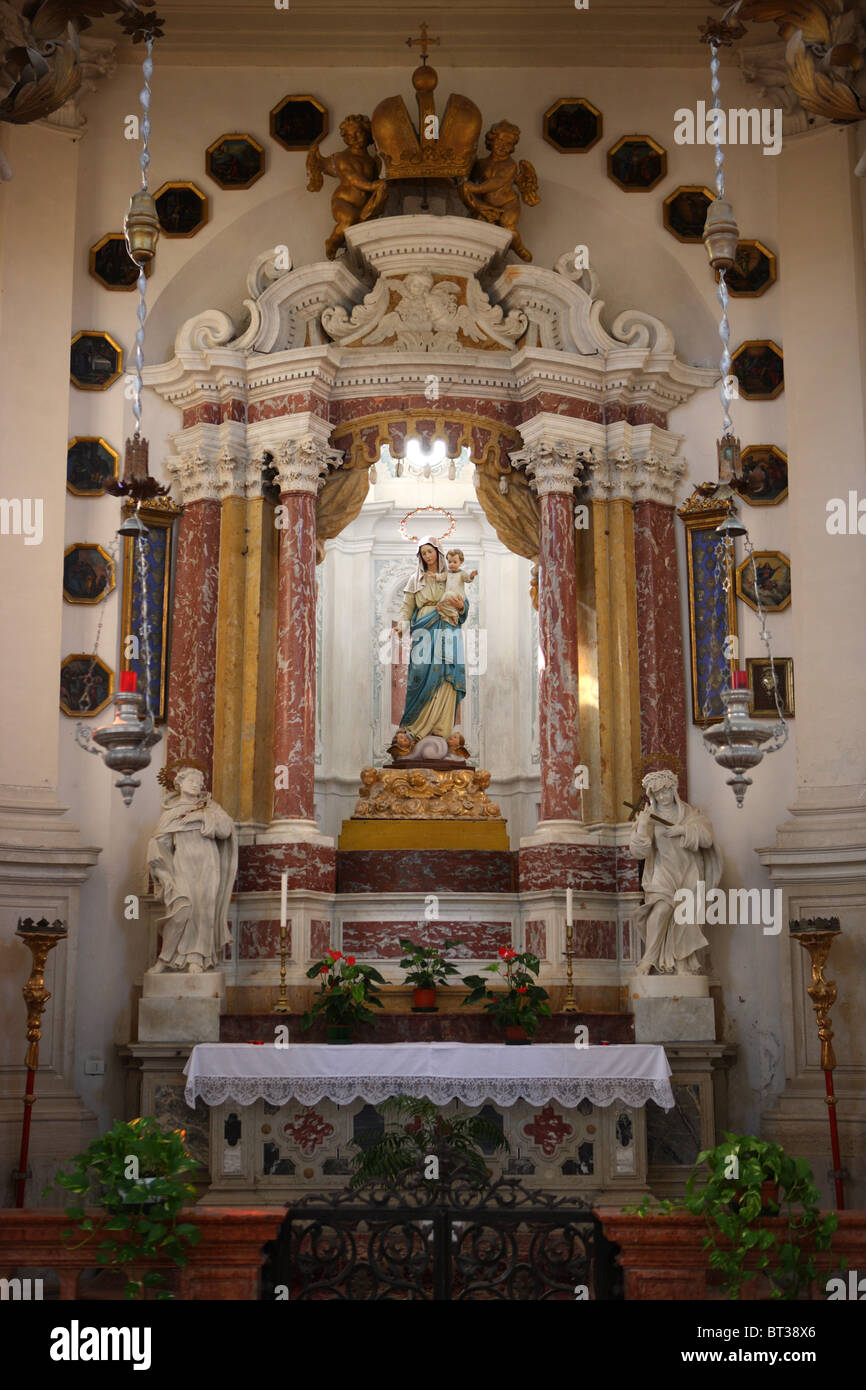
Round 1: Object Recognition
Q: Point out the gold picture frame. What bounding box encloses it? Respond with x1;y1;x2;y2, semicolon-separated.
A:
270;94;329;151
70;330;123;391
153;180;209;238
677;488;738;727
66;436;119;496
715;238;777;298
205;131;266;190
663;185;715;243
60;653;113;717
735;549;791;613
607;134;667;192
120;497;181;722
89;232;153;291
746;656;794;719
730;339;785;401
63;543;116;605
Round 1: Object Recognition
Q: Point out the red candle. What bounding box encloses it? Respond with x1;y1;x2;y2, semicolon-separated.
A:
119;671;137;692
731;670;748;690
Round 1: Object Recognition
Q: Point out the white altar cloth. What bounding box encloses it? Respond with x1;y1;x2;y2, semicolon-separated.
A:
183;1042;674;1110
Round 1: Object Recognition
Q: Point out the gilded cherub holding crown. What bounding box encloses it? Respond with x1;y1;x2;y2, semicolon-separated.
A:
460;120;540;262
306;114;388;260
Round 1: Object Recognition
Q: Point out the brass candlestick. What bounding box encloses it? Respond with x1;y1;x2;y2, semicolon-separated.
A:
14;917;68;1207
273;921;290;1014
790;916;844;1209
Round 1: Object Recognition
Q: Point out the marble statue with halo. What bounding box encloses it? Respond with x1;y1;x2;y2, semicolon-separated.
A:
146;761;238;974
628;768;721;976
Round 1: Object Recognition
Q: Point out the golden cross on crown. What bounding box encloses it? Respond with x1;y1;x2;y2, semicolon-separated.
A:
406;21;440;64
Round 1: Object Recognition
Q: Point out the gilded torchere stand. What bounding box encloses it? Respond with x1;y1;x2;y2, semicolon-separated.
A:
13;918;68;1207
789;917;845;1210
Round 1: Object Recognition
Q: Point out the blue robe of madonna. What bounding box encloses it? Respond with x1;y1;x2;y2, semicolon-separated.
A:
397;574;469;739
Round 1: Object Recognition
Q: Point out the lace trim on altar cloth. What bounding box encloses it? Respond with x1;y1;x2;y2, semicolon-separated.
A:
184;1076;675;1110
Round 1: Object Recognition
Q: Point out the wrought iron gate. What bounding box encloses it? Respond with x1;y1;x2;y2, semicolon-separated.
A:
261;1178;622;1301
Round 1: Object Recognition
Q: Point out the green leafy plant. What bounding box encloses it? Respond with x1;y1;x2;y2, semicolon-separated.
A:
44;1116;201;1300
462;947;551;1036
301;949;385;1030
349;1096;509;1189
628;1133;839;1300
398;937;464;990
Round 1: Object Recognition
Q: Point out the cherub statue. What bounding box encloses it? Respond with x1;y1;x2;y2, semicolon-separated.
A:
306;113;388;260
459;120;540;262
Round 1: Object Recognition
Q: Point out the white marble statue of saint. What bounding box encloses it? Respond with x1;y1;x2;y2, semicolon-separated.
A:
628;768;722;975
147;762;238;974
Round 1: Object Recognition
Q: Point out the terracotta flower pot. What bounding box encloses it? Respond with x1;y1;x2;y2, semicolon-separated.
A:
326;1025;352;1044
412;987;437;1011
504;1025;530;1045
731;1179;780;1214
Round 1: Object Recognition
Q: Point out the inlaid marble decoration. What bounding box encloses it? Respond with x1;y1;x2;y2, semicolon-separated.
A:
152;1083;210;1168
336;849;516;894
525;920;546;957
310;918;331;957
238;918;285;960
341;919;511;958
646;1083;702;1168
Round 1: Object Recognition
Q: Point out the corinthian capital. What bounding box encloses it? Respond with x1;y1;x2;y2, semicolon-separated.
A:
165;448;221;506
511;440;590;497
272;437;344;495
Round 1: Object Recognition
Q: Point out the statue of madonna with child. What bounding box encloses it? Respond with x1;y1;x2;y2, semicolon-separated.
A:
391;536;477;761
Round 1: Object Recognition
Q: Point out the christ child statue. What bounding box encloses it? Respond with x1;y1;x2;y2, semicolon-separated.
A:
438;548;478;626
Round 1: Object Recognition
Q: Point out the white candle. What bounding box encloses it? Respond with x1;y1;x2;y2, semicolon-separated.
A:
566;887;573;926
280;871;288;931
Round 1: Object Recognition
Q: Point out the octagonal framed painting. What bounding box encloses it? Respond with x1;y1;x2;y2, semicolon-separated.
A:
206;132;266;189
67;437;119;496
89;232;152;290
153;181;209;237
736;549;792;614
607;135;666;191
70;331;123;391
63;543;116;605
718;238;777;297
733;445;788;507
731;340;784;400
60;653;113;717
663;185;714;243
542;97;602;153
270;94;328;151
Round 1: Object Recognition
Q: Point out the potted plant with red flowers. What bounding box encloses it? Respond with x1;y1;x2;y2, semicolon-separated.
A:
462;947;551;1044
398;937;464;1011
302;950;385;1043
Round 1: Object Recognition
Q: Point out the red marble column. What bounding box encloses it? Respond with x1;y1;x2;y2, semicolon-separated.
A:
272;441;325;825
166;496;221;782
534;450;582;823
632;500;688;795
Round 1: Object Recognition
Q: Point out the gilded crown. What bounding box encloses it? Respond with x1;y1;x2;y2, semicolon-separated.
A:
372;62;482;182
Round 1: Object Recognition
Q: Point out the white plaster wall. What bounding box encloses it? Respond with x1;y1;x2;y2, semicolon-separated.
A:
56;57;792;1130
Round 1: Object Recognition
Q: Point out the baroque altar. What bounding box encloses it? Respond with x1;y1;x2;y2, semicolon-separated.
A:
127;203;735;1204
